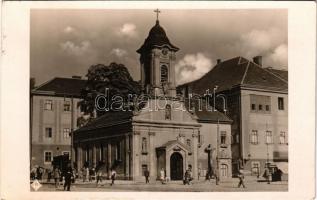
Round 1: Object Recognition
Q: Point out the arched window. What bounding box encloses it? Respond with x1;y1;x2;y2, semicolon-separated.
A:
165;104;171;120
161;65;168;83
220;164;228;177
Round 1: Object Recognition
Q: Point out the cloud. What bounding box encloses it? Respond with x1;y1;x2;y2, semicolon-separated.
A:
63;26;75;34
116;23;138;38
110;48;128;57
60;40;91;56
265;44;288;69
232;27;287;68
175;53;214;85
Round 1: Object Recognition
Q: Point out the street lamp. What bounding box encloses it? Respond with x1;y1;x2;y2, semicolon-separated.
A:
265;131;271;184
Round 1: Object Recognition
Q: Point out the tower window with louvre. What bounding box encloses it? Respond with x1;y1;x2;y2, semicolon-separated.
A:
161;64;168;83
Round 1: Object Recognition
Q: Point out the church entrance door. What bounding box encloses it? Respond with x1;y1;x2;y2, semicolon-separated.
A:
170;152;183;180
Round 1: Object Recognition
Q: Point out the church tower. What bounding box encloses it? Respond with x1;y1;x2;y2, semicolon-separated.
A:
137;9;179;97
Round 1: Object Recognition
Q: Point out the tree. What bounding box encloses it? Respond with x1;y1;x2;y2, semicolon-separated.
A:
79;62;141;118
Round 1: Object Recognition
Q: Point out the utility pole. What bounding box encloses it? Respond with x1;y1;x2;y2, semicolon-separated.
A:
70;95;74;169
216;118;220;185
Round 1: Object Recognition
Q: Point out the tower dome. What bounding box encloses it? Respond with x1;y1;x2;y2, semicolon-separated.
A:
137;20;179;54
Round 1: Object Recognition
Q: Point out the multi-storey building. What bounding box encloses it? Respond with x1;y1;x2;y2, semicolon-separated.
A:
178;56;288;176
30;77;86;168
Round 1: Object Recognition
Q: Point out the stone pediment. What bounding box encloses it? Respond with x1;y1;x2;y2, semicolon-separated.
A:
156;140;190;153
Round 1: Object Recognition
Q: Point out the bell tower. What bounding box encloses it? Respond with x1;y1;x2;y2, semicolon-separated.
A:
137;9;179;97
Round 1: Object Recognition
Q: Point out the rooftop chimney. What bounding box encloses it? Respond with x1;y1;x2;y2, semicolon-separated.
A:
253;56;262;66
217;59;222;64
72;76;82;79
30;78;36;90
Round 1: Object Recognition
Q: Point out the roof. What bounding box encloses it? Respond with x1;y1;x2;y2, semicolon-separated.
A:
178;56;288;94
32;77;87;97
137;20;179;53
74;111;133;133
265;68;288;82
185;99;232;123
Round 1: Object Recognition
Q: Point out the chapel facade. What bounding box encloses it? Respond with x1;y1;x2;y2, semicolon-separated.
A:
73;17;232;181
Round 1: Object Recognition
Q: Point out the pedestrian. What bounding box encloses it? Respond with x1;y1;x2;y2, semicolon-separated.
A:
81;167;87;182
237;168;246;188
63;167;73;191
214;168;219;185
96;170;103;186
47;167;52;182
183;170;190;185
263;167;270;184
160;168;166;184
144;167;150;184
53;167;61;189
86;167;90;182
110;168;116;186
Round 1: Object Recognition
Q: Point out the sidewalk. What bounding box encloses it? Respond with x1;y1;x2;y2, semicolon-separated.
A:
32;176;287;186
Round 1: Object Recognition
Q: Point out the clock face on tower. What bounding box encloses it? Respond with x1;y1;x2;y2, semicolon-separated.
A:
162;48;168;56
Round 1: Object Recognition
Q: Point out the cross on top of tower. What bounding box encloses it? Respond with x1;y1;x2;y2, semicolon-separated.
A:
154;9;161;21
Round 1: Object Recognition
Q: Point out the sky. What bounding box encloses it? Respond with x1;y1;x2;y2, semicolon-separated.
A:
30;9;287;86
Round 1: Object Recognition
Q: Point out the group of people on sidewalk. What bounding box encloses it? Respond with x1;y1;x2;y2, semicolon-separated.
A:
51;166;74;191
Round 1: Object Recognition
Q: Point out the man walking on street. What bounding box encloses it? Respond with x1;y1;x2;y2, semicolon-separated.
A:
237;168;246;188
64;167;73;191
144;168;150;184
96;170;103;186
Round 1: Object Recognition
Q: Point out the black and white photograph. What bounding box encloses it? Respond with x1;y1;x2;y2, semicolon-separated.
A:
0;1;315;200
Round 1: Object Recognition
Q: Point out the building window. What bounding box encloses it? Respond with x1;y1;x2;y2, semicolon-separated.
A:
186;139;191;147
265;105;270;111
161;65;168;83
278;97;284;110
44;100;53;110
220;132;226;145
251;104;256;111
141;137;147;153
251;162;260;176
63;128;70;138
45;127;52;138
250;94;271;113
250;130;258;144
165;104;171;120
279;131;287;144
258;104;263;110
235;134;240;144
265;131;273;144
64;101;71;112
220;164;228;177
44;151;52;163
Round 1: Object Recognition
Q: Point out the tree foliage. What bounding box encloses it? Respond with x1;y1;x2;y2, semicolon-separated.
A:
79;62;141;117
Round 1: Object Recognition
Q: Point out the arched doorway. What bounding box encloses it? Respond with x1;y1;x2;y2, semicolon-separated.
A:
170;152;183;180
